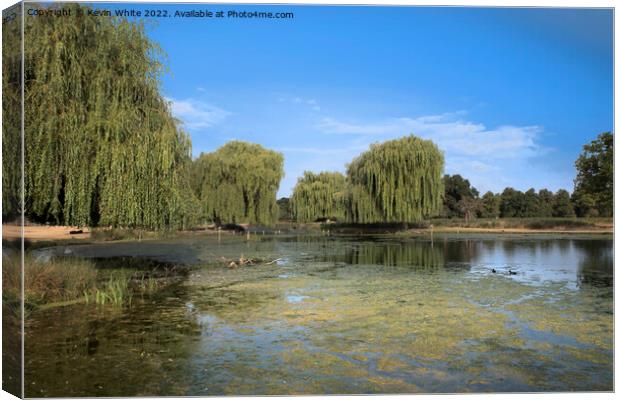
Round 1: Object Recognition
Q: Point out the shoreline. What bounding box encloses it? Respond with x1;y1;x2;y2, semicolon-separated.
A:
424;226;612;235
2;222;613;243
2;225;91;242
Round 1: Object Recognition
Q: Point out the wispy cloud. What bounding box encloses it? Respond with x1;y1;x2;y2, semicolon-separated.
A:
317;112;548;159
308;112;562;194
166;98;230;130
318;117;399;135
279;96;321;111
278;145;366;156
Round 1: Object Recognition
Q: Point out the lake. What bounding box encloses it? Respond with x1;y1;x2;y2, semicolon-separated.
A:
24;234;613;396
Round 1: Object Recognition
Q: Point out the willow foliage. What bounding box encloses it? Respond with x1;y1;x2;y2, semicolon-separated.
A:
346;184;383;223
346;135;444;223
191;141;284;225
2;8;22;221
18;3;199;229
290;171;347;222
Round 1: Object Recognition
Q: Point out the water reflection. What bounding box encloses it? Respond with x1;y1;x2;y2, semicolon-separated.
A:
314;240;444;268
49;235;614;291
25;285;204;396
574;240;613;290
291;236;612;290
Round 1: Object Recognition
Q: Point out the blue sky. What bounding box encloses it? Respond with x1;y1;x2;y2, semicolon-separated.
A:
100;3;613;197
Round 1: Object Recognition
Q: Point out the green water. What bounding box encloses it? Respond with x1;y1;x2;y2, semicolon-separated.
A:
24;234;613;396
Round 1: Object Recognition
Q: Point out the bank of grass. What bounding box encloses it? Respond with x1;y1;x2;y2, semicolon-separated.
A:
2;255;98;309
2;254;178;312
429;217;611;231
315;217;612;234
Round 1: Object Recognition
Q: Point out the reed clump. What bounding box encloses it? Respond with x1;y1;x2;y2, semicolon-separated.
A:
2;254;98;309
84;271;133;306
2;253;183;311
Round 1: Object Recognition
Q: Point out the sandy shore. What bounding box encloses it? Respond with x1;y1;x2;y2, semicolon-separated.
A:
2;225;91;241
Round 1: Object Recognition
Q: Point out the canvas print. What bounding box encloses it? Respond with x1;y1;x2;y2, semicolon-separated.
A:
1;1;614;397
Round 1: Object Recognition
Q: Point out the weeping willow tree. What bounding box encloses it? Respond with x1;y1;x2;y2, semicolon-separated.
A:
191;141;284;225
346;135;444;223
18;3;199;229
290;171;347;222
346;184;383;223
2;7;21;222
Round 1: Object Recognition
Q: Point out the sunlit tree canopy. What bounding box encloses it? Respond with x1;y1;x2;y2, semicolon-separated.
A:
12;3;199;229
346;135;445;223
291;171;347;222
191;141;284;225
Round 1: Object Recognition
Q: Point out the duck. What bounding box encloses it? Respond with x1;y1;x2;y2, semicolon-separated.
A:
491;268;497;273
508;270;517;275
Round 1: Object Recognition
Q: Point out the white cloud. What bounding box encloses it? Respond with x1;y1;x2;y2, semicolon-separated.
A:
317;112;548;160
166;98;230;130
310;112;568;194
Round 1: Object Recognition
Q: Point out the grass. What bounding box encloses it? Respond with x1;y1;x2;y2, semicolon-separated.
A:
84;271;133;306
136;272;162;293
429;217;611;230
2;254;98;309
293;217;612;235
2;253;184;312
277;217;611;231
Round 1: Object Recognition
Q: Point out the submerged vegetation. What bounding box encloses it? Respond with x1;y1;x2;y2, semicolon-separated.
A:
23;236;612;396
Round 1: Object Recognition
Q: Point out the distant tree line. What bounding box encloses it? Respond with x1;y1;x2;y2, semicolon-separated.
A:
283;132;613;222
439;132;612;220
440;175;577;220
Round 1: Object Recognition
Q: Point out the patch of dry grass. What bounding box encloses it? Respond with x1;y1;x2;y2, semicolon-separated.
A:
3;254;98;307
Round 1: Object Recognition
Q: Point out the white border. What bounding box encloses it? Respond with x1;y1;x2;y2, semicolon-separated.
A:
0;1;616;400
